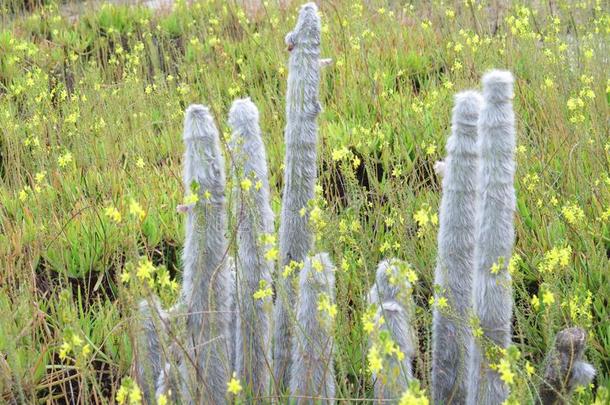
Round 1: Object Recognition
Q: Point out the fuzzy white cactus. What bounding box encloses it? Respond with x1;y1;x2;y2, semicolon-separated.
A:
431;90;482;404
538;328;596;405
290;253;336;404
368;259;417;401
466;70;517;405
180;104;231;403
134;298;168;404
228;98;274;398
273;1;323;392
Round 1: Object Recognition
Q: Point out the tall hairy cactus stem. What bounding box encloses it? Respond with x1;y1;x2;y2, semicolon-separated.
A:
273;1;323;391
432;90;482;404
228;98;274;398
180;105;231;403
538;328;595;405
369;259;417;401
134;298;168;404
290;253;336;404
467;71;517;405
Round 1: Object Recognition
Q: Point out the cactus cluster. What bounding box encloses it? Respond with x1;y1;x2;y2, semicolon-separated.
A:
134;3;337;403
429;71;595;405
132;3;594;404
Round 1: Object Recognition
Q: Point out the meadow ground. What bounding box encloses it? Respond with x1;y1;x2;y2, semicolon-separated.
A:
0;0;609;403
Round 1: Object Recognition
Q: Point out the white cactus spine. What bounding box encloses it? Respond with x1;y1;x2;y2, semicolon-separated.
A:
467;71;517;405
289;253;336;404
273;1;323;392
431;90;482;404
228;98;274;398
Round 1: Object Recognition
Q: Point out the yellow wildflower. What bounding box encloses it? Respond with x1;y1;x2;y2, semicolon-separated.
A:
120;270;131;284
490;257;506;274
264;247;278;262
35;170;46;183
542;290;555;306
497;358;514;385
240;178;252;192
59;340;72;360
332;147;350;161
398;382;429;405
531;294;540;310
312;258;324;272
282;260;304;278
538;246;571;273
81;344;91;357
71;335;83;347
367;344;383;374
507;254;521;274
116;385;129;404
227;373;242;395
561;203;585;226
58;151;73;168
129;199;146;221
362;306;378;334
129;385;142;404
18;188;28;203
253;280;273;300
184;193;199;205
105;206;122;223
317;293;337;319
260;233;276;245
525;361;535;376
136;258;155;282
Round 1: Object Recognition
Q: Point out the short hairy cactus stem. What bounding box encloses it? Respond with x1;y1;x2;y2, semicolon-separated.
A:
227;258;237;374
431;90;482;404
134;298;168;404
369;259;417;401
228;98;274;398
290;253;336;404
155;327;183;403
273;1;323;392
180;104;231;403
467;70;517;405
537;327;595;405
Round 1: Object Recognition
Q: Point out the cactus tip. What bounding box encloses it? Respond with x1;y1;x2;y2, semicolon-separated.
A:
228;97;259;130
183;104;216;141
482;70;514;101
185;104;210;118
555;327;587;356
373;259;411;302
300;2;319;14
285;1;321;51
453;90;483;122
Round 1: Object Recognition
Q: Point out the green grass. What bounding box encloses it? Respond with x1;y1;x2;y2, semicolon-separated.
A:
0;0;609;403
